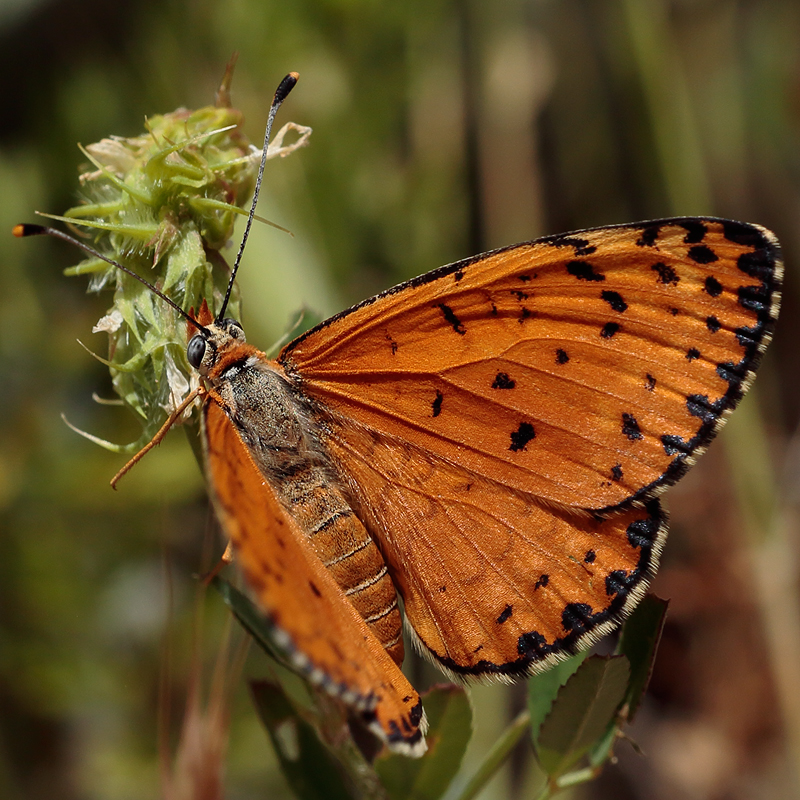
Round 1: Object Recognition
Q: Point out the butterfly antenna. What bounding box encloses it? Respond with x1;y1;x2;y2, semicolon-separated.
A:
216;71;299;323
12;223;211;336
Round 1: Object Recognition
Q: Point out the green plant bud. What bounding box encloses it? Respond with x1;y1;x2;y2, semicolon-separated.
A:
60;84;311;454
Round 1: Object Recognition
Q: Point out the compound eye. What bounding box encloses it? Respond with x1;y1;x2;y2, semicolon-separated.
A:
187;334;206;368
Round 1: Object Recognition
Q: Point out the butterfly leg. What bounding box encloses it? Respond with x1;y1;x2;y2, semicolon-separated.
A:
110;387;203;489
200;540;235;586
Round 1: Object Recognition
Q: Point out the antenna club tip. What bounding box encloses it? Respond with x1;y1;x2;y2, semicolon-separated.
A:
274;72;299;104
13;223;46;238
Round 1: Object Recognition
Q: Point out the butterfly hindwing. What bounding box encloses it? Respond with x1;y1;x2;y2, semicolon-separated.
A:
202;400;426;756
319;415;667;676
282;218;781;513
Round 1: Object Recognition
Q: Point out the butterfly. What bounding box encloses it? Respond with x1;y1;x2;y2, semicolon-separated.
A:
15;79;782;759
183;216;782;756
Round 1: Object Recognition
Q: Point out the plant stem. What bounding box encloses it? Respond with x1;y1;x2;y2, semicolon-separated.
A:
451;709;531;800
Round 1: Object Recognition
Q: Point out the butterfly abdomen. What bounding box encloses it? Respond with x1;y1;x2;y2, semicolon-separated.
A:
277;464;405;665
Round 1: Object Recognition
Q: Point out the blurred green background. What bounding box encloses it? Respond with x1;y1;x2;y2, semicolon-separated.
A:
1;0;799;798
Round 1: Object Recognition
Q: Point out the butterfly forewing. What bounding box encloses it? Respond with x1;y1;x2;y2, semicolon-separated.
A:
282;218;781;512
202;401;426;756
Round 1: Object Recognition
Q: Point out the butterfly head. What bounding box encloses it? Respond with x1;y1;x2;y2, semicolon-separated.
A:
187;318;248;377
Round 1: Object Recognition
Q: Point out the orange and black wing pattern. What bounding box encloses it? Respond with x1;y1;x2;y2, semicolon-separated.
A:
282;218;781;512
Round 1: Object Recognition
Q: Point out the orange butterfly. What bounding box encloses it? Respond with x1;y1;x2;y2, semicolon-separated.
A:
190;214;781;756
16;77;782;758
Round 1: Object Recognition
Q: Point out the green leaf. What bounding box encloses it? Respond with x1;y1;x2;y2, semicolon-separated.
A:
616;593;669;721
527;651;588;743
535;655;630;779
375;685;471;800
250;680;355;800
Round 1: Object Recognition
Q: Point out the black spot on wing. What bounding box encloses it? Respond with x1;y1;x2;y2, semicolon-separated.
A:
680;220;707;243
723;220;767;248
567;260;605;282
518;307;533;324
601;290;628;312
737;245;778;285
735;324;760;348
706;315;721;333
497;605;513;624
686;348;700;361
562;603;593;633
432;390;443;417
704;275;723;297
662;434;690;456
492;372;516;389
509;422;536;452
716;359;747;391
688;245;719;264
511;289;529;300
686;394;720;424
601;322;620;339
626;504;662;549
517;630;548;659
454;269;464;282
611;464;623;482
637;224;660;247
651;262;679;285
384;699;425;747
645;374;657;391
622;413;643;441
542;234;597;256
534;574;549;590
556;348;569;365
437;303;466;334
738;283;770;313
584;550;596;564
